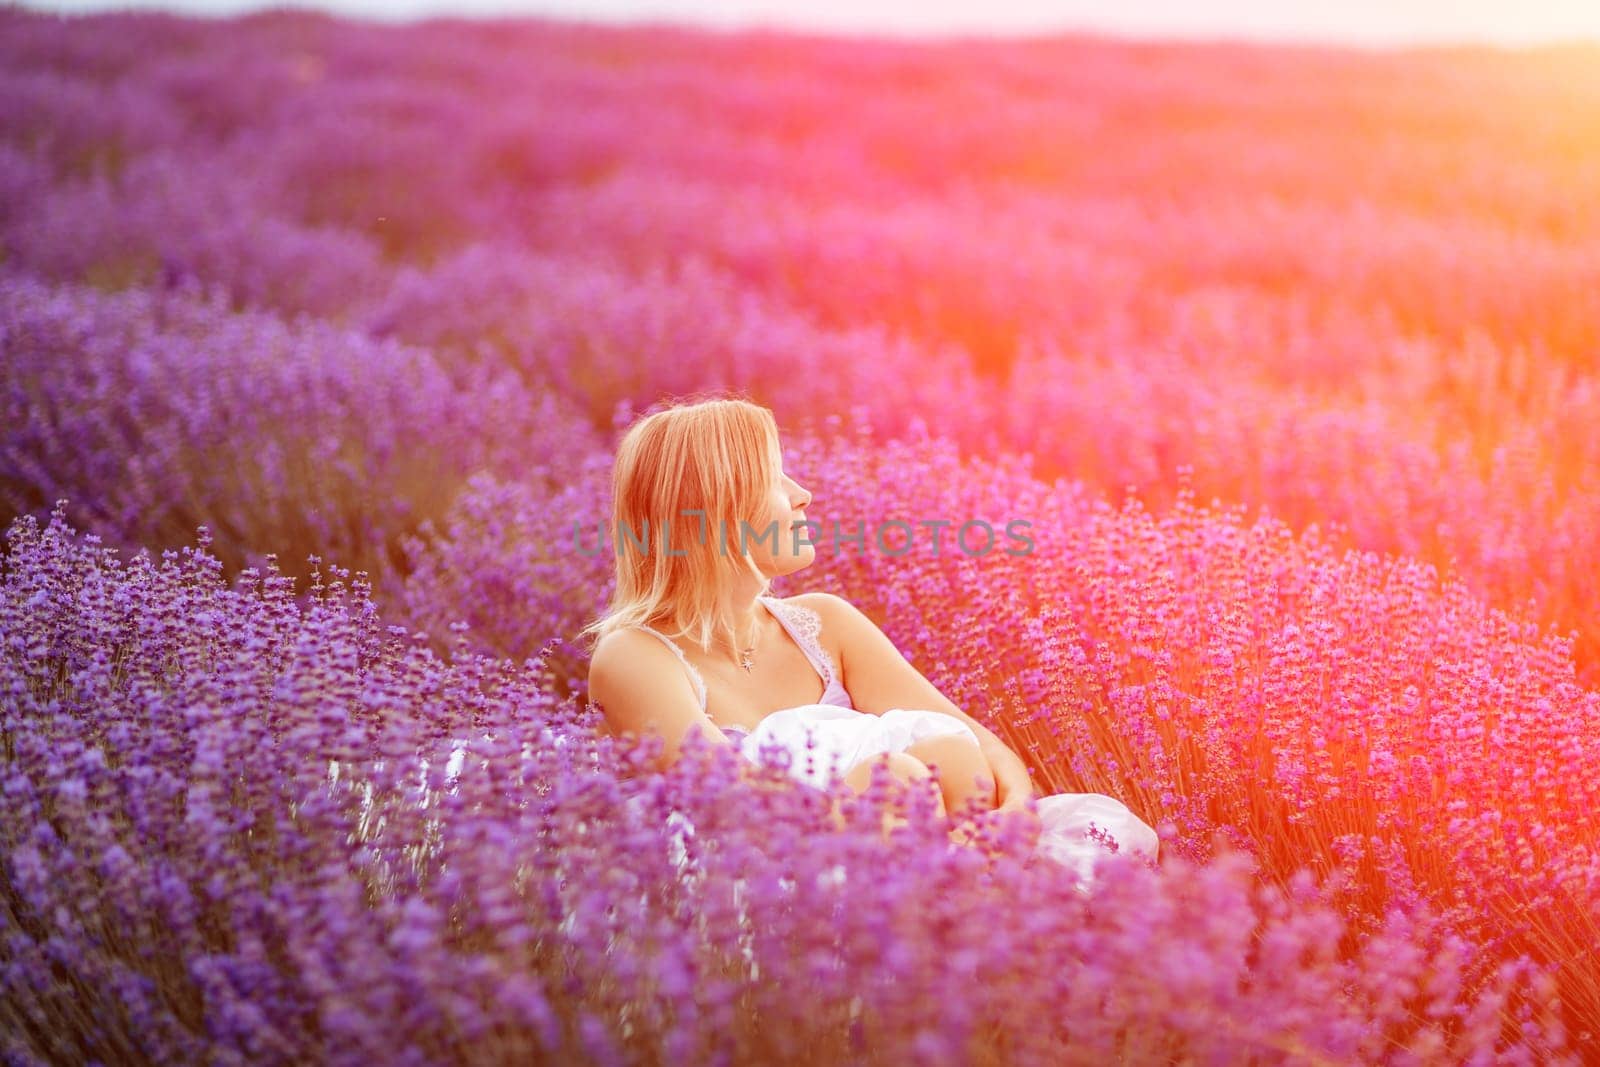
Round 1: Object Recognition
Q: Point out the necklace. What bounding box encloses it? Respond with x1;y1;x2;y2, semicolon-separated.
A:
735;620;759;673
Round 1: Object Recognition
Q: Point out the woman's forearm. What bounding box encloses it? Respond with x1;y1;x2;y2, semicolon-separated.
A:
931;707;1035;800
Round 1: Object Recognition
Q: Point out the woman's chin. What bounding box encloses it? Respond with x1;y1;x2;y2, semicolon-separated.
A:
779;547;816;575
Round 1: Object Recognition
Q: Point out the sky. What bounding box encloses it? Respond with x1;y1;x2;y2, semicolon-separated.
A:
16;0;1600;49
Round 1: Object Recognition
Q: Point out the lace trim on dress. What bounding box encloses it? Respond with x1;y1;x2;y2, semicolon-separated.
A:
762;597;840;690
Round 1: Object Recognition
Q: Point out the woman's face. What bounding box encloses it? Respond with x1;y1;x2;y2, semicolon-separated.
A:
748;451;814;578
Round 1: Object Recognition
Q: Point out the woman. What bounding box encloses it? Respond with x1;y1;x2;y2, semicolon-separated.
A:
583;396;1159;874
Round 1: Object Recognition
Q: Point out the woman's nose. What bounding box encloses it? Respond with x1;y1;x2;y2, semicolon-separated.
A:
793;483;812;508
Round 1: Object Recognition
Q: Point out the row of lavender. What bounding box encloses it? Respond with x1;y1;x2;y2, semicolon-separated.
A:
0;493;1573;1063
3;410;1593;1056
412;427;1600;1052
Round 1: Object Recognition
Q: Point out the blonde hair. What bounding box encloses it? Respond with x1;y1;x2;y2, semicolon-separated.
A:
579;394;782;655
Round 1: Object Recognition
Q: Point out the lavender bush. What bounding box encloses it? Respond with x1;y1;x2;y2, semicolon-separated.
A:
0;266;598;590
1;506;1567;1063
386;423;1595;1051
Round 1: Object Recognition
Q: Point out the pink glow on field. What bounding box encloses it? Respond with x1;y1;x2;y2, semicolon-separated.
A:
3;8;1599;1060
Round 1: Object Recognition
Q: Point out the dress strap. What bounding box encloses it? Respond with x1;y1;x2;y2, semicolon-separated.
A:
759;596;839;691
633;625;709;711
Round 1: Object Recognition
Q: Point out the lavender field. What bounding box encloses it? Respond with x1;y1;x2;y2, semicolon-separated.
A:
3;7;1600;1063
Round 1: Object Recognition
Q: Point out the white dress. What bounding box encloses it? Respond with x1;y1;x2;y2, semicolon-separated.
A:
636;597;1161;888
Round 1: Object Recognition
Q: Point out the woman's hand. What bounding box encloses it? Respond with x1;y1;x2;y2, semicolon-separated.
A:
987;774;1043;846
994;775;1037;812
984;743;1039;814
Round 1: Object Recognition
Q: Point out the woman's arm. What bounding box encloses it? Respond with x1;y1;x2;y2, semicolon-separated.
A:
589;629;733;774
587;631;809;800
801;593;1039;811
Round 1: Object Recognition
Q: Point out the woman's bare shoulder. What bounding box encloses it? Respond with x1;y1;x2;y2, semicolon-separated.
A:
781;591;856;622
587;628;728;770
589;626;640;663
588;628;686;701
777;592;866;659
